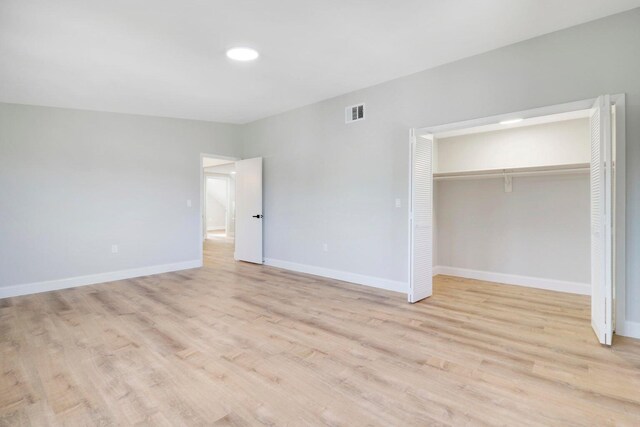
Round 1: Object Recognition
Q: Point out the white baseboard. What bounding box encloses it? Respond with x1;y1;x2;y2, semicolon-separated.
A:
264;258;406;294
433;265;590;295
0;259;202;299
617;320;640;339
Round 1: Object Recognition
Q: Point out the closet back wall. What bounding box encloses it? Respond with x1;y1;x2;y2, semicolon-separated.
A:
435;174;590;288
436;118;590;172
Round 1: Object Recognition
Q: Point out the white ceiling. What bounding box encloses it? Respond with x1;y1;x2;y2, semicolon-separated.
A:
1;1;639;124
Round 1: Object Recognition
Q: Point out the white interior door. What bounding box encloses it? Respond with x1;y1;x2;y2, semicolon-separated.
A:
590;95;614;345
409;130;433;303
235;157;263;264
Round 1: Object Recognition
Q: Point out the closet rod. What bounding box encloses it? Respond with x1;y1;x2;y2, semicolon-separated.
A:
433;167;589;181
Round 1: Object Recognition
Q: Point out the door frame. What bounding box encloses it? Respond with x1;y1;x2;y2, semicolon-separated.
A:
410;94;627;337
200;153;240;265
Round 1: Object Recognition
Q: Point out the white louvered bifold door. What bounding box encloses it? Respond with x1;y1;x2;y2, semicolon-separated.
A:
409;130;433;303
590;95;614;345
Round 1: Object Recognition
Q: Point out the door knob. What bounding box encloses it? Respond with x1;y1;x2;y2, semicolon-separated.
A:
252;214;263;219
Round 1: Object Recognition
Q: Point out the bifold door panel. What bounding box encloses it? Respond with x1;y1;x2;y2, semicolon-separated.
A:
409;130;433;303
590;95;614;345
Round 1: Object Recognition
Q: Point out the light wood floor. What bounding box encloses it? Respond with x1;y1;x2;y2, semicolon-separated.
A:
1;240;639;426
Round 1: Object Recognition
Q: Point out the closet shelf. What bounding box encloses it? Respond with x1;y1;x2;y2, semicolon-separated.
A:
433;163;589;181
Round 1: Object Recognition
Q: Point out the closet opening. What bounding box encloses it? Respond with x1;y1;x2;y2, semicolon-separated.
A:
408;95;626;345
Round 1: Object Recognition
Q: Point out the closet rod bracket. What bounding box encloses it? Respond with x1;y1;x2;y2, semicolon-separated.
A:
504;174;513;193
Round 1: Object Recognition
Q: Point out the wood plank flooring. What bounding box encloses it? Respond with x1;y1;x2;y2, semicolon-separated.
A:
1;239;639;426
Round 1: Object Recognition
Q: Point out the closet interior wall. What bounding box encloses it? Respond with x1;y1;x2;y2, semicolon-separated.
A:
433;117;592;293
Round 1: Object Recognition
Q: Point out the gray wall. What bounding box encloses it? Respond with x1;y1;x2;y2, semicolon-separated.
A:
436;118;590;173
435;175;590;284
0;103;241;287
242;10;640;322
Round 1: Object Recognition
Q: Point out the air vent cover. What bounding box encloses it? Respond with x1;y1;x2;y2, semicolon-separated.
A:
345;103;365;124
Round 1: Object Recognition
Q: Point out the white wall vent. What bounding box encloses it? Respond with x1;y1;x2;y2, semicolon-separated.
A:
345;103;365;124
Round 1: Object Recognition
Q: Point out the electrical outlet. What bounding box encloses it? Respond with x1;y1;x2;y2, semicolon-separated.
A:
395;198;402;208
111;244;118;254
187;199;192;208
322;243;329;252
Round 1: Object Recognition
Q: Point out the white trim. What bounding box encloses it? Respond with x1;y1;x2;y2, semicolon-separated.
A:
433;266;590;295
0;259;202;299
611;94;626;337
617;321;640;340
408;128;415;301
264;258;406;294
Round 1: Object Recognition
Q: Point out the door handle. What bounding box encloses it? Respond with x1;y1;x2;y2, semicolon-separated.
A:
252;214;263;219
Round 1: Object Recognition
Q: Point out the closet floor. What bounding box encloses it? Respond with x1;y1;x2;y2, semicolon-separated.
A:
1;240;639;426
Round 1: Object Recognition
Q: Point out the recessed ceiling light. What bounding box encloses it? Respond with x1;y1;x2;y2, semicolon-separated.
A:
500;118;523;125
226;47;259;61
